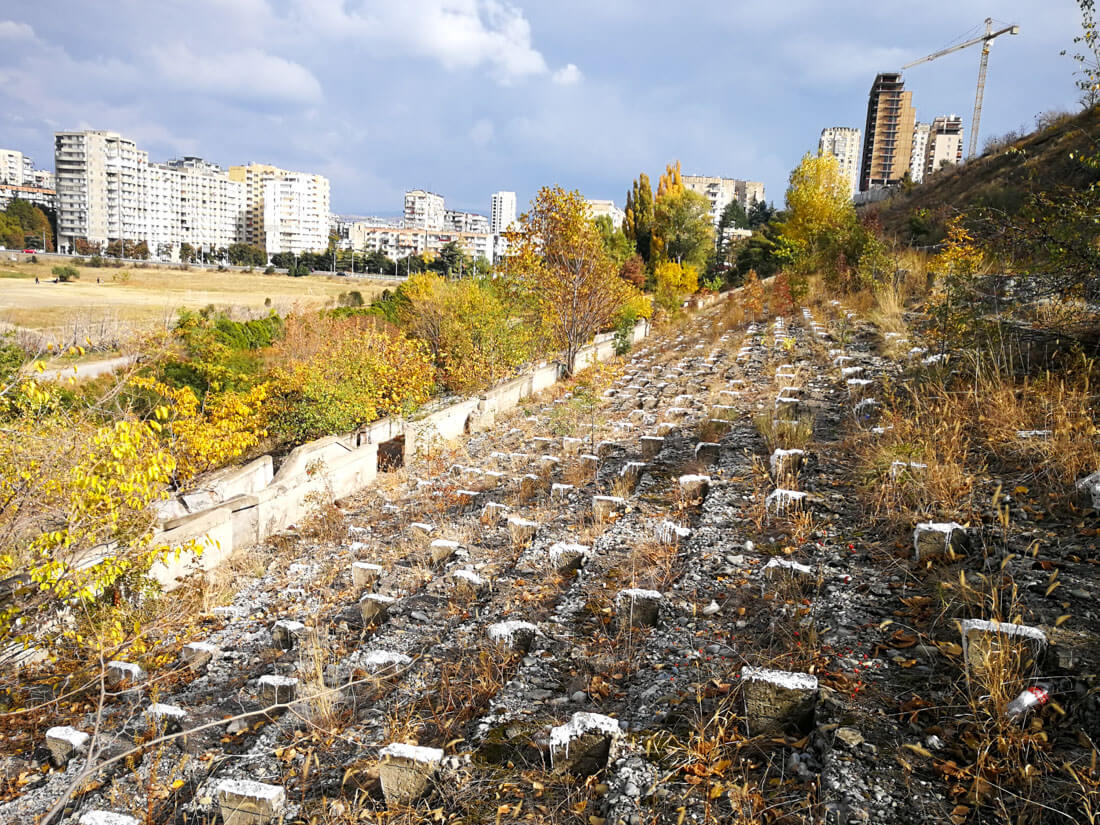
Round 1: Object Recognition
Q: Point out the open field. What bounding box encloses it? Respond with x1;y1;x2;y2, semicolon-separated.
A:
0;258;397;341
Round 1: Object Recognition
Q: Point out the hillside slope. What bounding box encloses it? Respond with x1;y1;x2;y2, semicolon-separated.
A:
869;105;1100;243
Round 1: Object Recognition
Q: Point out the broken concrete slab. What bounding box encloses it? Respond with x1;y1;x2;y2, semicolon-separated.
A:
741;666;819;735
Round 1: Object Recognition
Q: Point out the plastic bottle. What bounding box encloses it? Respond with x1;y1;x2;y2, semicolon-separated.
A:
1004;682;1051;721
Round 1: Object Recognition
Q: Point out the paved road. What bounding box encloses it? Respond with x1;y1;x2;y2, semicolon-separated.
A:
37;354;138;382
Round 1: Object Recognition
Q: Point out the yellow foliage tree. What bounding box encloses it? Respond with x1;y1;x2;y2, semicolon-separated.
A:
130;376;269;483
505;186;639;374
654;261;699;314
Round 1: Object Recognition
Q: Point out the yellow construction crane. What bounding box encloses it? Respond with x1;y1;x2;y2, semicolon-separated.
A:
901;18;1020;160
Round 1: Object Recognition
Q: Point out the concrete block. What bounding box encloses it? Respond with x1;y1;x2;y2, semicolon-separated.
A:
551;483;574;500
561;437;584;456
596;440;617;458
840;366;864;379
358;593;395;624
519;473;542;498
695;442;720;465
352;562;383;590
480;502;510;524
741;667;819;735
619;461;646;490
487;620;538;653
507;516;539;545
640;435;665;460
258;675;298;705
549;712;621;776
889;460;927;479
616;588;662;627
215;779;286;825
847;378;873;398
79;814;141;825
913;522;968;559
429;539;460;565
960;619;1047;677
378;743;443;806
361;650;412;675
271;620;309;651
774;396;801;417
1076;470;1100;510
763;557;815;590
765;489;807;514
105;660;145;689
180;641;218;672
592;495;625;522
144;703;187;732
45;725;89;766
450;569;488;598
655;520;691;545
548;541;591;573
769;448;804;477
678;474;711;500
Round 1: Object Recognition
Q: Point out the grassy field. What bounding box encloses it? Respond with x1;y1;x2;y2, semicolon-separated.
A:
0;258;396;343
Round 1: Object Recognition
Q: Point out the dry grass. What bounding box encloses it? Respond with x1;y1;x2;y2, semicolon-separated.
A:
754;412;813;454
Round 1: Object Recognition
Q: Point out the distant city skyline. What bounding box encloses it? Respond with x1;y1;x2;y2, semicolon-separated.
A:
0;2;1086;216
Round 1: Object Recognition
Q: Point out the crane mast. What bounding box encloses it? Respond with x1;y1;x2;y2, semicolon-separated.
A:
899;18;1020;161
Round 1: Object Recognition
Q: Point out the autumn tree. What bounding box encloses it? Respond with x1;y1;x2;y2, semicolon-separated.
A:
595;214;635;266
506;186;637;375
653;187;714;270
654;261;699;314
623;173;656;263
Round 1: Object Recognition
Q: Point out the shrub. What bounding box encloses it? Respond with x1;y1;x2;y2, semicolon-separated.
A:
264;265;275;275
52;265;79;282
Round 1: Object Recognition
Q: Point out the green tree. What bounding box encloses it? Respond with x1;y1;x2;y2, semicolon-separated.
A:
653;188;713;269
430;240;471;278
595;214;635;266
1064;0;1100;108
624;173;656;263
747;200;776;228
51;265;79;282
228;243;266;267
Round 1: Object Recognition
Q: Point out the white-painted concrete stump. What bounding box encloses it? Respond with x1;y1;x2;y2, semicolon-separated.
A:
429;538;460;565
507;515;539;545
616;588;663;627
548;541;591;573
450;569;488;598
45;725;89;766
889;460;927;479
769;448;804;477
215;779;286;825
549;712;622;776
145;703;188;732
352;562;383;590
481;502;510;524
487;620;539;653
592;495;626;522
378;743;444;806
679;474;711;500
180;641;218;672
763;557;815;590
79;814;140;825
913;522;968;559
258;675;298;705
562;437;584;456
105;660;145;689
362;650;412;675
358;593;396;625
270;620;309;651
655;520;691;545
765;489;807;515
959;619;1048;677
619;461;646;489
640;435;665;460
741;667;819;735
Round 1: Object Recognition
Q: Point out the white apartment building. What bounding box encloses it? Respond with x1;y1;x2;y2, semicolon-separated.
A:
819;127;862;197
404;190;445;231
350;220;491;264
143;163;182;257
0;149;34;186
164;157;244;253
490;190;517;234
445;209;490;234
682;175;766;227
585;198;626;228
926;116;964;177
262;172;331;256
910;123;931;184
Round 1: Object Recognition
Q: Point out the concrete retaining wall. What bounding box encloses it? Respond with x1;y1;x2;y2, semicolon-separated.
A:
148;317;652;590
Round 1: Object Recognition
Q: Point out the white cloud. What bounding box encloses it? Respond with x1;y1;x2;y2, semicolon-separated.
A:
147;44;323;104
552;63;582;86
0;20;35;40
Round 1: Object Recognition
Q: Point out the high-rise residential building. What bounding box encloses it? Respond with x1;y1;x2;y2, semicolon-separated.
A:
404;189;445;231
819;127;862;197
925;115;964;177
490;191;517;234
164;157;244;253
261;171;331;256
0;149;34;186
859;72;916;191
585;199;626;229
682;175;765;227
445;209;490;234
909;123;931;184
55;130;149;250
228;162;330;256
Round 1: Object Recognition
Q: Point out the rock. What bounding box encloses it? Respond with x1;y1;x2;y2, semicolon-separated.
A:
79;814;141;825
378;743;443;806
835;727;864;747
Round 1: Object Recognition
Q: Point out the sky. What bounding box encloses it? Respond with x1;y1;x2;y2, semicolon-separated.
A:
0;1;1089;218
